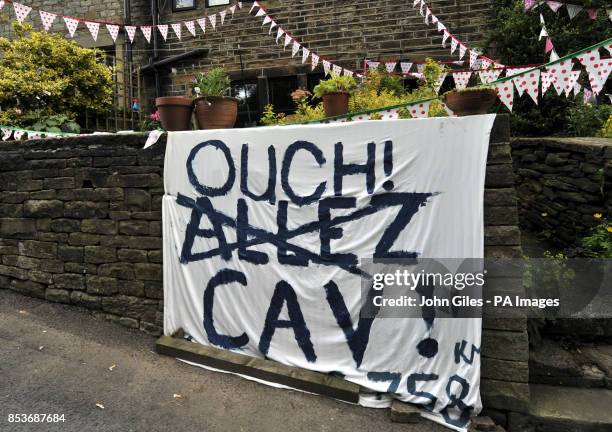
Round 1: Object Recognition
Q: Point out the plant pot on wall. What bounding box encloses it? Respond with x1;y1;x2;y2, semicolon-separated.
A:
322;92;349;117
155;96;193;131
194;96;238;129
443;88;498;117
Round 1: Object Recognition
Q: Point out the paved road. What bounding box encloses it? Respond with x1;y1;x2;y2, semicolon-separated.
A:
0;289;447;432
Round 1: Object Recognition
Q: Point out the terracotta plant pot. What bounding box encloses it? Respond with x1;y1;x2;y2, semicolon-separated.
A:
155;96;193;131
443;88;498;117
194;96;238;129
322;92;350;117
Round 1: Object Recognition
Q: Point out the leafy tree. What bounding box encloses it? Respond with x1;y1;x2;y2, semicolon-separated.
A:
0;22;113;127
485;0;611;136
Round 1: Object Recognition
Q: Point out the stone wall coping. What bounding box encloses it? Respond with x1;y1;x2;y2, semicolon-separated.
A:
512;137;612;152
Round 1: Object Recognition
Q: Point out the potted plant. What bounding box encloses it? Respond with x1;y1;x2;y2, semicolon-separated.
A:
192;67;238;129
443;86;498;117
313;73;356;117
155;95;193;131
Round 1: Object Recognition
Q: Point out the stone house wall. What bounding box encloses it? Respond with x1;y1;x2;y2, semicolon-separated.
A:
0;115;527;423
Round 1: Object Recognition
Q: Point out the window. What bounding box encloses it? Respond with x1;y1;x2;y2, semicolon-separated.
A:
268;76;299;115
231;79;258;128
172;0;196;12
206;0;230;6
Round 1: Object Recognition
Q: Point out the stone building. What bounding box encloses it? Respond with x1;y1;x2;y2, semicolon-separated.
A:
0;0;495;125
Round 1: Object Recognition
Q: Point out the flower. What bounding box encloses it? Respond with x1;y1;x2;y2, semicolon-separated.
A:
290;89;311;101
194;86;201;95
607;226;612;233
541;212;548;217
150;111;161;122
594;213;603;219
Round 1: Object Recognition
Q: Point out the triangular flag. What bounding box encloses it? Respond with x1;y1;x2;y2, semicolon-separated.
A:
400;62;413;74
416;64;425;74
478;69;503;84
577;49;601;70
541;71;554;95
495;81;514;111
539;27;548;40
238;2;243;8
367;61;380;70
255;8;265;18
63;16;79;37
284;33;291;48
546;1;563;12
171;22;182;40
13;3;32;23
608;9;612;22
107;24;120;42
437;21;445;32
524;0;537;10
323;60;331;75
268;20;277;34
547;61;572;95
262;15;272;26
459;44;467;60
276;27;284;43
219;10;227;25
433;72;447;94
550;49;559;61
431;15;438;25
588;58;612;95
522;69;541;104
507;67;531;96
332;64;343;76
184;20;196;37
481;58;491;70
0;1;4;12
2;128;12;141
125;25;137;43
413;0;420;7
442;30;450;48
451;37;458;54
39;11;57;32
343;69;353;77
564;70;581;97
566;4;583;19
408;101;431;118
545;37;554;53
141;26;152;43
425;8;431;25
85;21;100;41
209;14;216;29
583;88;593;104
385;62;396;73
301;47;310;64
469;50;479;68
13;130;24;140
311;53;319;71
197;18;206;33
230;5;236;15
291;40;300;57
250;1;260;14
452;71;472;90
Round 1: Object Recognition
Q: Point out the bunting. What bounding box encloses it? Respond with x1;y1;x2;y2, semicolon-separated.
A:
63;16;79;38
38;10;57;32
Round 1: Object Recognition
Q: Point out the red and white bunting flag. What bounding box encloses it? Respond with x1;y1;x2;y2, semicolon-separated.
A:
301;47;310;64
157;24;168;41
547;60;573;95
85;21;100;41
275;27;284;43
63;17;79;38
437;21;445;32
431;15;438;25
367;61;380;70
608;8;612;22
416;64;425;74
495;81;514;111
420;0;425;16
2;128;12;141
409;101;431;119
311;53;319;71
13;130;24;140
255;8;265;18
566;4;583;19
459;44;467;60
13;3;32;23
219;10;227;25
524;0;537;10
583;88;593;104
522;69;541;104
576;49;601;70
481;58;491;69
478;69;502;84
106;24;120;42
238;1;243;8
184;20;196;37
197;17;206;33
400;62;413;74
434;72;447;94
262;15;272;26
291;40;300;57
209;14;216;29
283;33;291;48
125;25;137;43
343;69;353;77
539;27;548;41
250;1;260;14
564;70;581;96
171;23;182;40
268;20;277;34
442;30;450;47
506;67;530;96
588;58;612;95
141;26;152;43
469;50;479;68
450;37;458;55
323;60;331;75
545;37;554;53
39;11;57;32
541;71;554;95
425;8;431;25
413;0;420;7
385;62;396;73
332;64;343;76
452;71;472;90
546;1;563;12
0;1;4;11
230;5;236;15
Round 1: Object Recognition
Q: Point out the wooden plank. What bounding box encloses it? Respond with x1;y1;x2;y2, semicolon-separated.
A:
156;335;360;403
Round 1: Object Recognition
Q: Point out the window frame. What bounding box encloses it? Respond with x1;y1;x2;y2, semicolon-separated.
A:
172;0;197;12
205;0;230;7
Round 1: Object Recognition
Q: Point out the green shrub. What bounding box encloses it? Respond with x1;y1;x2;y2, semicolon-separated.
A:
567;103;612;137
30;114;80;134
582;216;612;258
0;22;113;128
313;73;357;98
600;115;612;138
193;67;231;97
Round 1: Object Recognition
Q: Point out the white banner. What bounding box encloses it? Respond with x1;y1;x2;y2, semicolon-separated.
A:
163;117;495;431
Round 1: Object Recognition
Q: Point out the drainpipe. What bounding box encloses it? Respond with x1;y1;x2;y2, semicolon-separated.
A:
123;0;133;128
151;0;161;98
